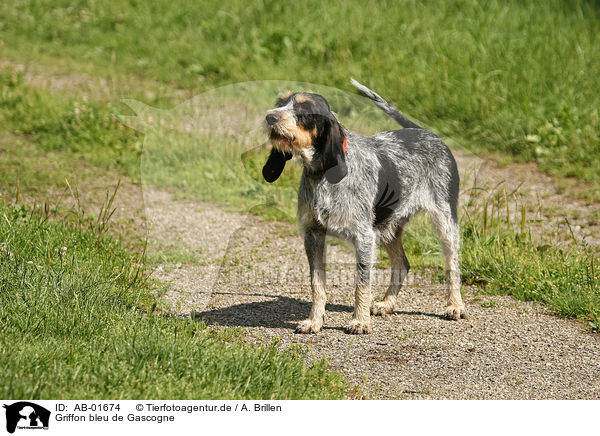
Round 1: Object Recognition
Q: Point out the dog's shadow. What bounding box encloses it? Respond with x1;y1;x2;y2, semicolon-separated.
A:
191;292;446;331
192;293;352;330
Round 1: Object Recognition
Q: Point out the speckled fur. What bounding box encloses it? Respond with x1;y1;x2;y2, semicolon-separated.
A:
264;80;468;334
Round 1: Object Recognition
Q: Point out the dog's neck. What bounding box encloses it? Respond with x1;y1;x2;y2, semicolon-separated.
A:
294;148;316;170
299;135;347;180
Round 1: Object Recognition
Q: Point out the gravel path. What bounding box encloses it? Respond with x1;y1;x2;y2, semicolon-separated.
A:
145;186;600;399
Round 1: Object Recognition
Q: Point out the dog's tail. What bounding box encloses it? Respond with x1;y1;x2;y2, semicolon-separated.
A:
350;78;422;129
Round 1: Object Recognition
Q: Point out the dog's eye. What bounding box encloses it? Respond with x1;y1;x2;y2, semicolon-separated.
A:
296;113;315;127
276;98;291;107
275;91;293;107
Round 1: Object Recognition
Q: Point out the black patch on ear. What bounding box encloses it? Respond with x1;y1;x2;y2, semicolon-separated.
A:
262;148;293;183
320;117;347;184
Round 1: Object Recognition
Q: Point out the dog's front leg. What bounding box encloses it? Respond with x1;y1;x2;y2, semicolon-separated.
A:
296;228;327;334
347;230;375;334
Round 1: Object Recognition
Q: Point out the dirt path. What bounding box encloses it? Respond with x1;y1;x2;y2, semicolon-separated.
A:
145;185;600;400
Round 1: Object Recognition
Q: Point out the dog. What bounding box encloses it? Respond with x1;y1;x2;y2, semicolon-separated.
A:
262;79;467;334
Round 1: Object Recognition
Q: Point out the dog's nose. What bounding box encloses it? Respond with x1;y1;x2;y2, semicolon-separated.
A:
266;113;280;126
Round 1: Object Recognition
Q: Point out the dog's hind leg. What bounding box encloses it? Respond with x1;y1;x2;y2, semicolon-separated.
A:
429;209;468;320
347;229;376;334
296;228;327;333
371;228;410;316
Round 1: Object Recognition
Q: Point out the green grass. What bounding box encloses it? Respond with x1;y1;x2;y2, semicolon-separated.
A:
460;192;600;330
1;0;599;198
0;201;347;399
1;0;600;398
0;71;141;175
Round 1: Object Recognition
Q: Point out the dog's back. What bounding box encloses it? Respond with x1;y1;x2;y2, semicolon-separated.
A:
299;126;458;245
370;129;459;224
350;80;460;227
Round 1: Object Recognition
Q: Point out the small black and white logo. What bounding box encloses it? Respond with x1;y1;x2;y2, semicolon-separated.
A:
3;402;50;434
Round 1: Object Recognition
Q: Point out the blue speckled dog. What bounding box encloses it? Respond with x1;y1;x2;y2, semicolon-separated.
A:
262;79;467;334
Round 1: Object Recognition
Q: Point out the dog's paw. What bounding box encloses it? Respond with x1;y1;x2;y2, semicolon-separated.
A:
346;319;372;335
295;318;323;334
371;301;395;316
443;305;469;320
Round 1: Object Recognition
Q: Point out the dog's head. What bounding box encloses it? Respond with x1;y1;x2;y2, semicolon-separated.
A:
262;92;347;184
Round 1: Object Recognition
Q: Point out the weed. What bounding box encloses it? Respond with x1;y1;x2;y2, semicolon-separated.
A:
461;190;600;329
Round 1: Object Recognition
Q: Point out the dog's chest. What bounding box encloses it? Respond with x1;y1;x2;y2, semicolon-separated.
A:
298;180;356;231
300;179;379;233
299;158;406;232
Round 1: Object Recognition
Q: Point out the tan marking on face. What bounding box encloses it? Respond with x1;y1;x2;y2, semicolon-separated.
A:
269;130;293;152
269;124;315;152
294;93;312;103
267;95;317;152
291;125;315;149
270;138;293;153
278;90;292;100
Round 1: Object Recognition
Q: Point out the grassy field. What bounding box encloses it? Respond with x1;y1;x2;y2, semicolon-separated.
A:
0;200;346;398
1;0;599;198
0;0;599;399
460;194;600;329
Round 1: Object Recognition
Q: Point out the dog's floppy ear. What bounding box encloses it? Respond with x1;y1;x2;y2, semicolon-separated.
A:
321;117;347;184
262;148;293;183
